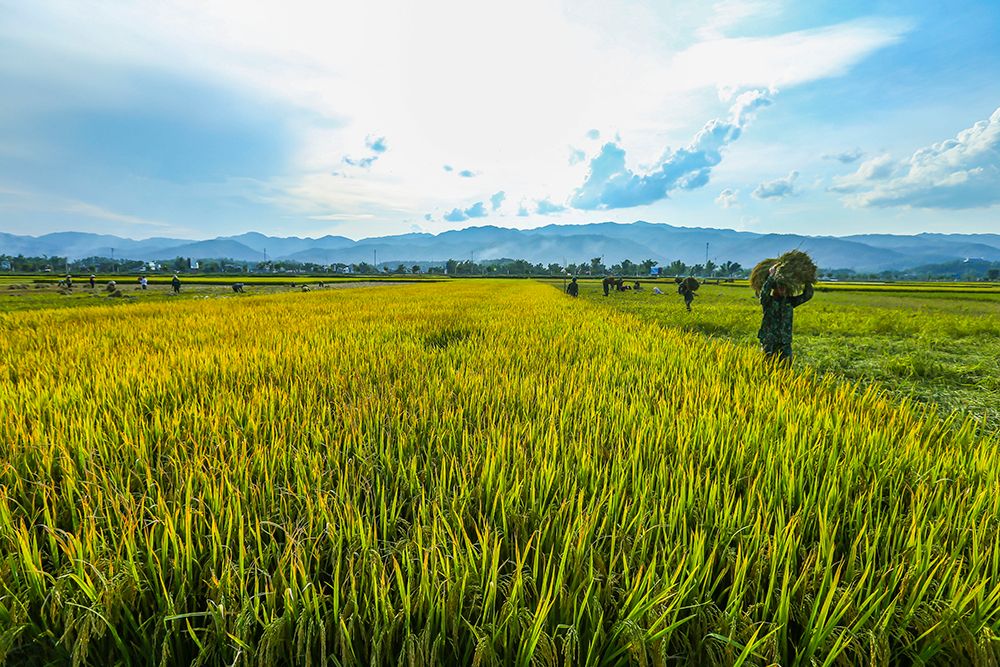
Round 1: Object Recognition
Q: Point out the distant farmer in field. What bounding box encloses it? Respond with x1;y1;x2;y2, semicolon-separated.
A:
232;282;245;293
89;274;95;289
171;274;181;294
758;263;814;365
566;277;579;297
141;276;148;290
65;274;72;290
678;281;695;311
602;276;613;297
633;280;641;290
652;286;663;295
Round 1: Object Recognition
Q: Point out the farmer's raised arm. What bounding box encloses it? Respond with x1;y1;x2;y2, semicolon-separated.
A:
790;282;814;308
759;275;776;306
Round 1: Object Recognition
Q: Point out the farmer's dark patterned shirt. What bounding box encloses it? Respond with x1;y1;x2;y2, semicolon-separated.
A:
758;275;813;349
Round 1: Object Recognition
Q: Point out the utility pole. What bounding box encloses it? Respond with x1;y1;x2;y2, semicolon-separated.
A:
373;249;377;273
705;242;709;266
111;247;116;274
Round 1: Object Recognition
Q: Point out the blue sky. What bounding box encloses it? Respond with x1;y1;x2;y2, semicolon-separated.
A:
0;0;998;240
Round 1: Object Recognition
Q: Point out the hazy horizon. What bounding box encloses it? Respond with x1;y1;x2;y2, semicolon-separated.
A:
5;218;1000;245
1;1;998;240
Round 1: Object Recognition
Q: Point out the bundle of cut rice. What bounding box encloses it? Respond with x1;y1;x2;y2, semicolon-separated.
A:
681;276;700;291
750;258;778;295
751;250;817;296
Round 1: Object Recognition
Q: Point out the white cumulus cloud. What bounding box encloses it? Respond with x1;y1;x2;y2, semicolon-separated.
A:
753;170;798;199
834;107;1000;209
570;90;772;210
822;148;864;163
715;188;740;208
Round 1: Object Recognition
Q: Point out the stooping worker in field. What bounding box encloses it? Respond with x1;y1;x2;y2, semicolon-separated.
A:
566;277;579;297
171;274;181;294
232;282;245;293
89;274;95;289
602;276;613;297
758;262;814;365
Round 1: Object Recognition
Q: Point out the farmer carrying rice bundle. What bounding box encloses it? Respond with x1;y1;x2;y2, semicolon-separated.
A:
677;276;699;311
752;250;816;365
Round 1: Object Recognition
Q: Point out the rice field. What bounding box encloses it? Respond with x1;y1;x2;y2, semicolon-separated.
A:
2;280;999;665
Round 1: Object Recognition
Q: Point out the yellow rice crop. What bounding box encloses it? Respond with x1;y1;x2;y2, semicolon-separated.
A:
0;281;998;665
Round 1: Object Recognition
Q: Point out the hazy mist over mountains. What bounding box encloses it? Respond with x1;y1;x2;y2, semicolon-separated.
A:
3;222;1000;273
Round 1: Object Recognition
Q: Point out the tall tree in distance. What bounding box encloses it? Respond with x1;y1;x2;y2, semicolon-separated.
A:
666;260;687;276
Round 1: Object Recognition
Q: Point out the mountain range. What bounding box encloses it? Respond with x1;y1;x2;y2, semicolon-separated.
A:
2;222;1000;272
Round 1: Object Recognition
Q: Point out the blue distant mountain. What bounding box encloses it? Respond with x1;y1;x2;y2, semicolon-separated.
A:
2;222;999;272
